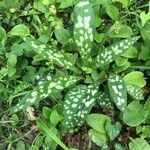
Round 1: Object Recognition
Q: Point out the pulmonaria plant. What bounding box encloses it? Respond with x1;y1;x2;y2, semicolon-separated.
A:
108;74;127;111
63;84;98;130
97;91;113;109
23;37;77;70
73;0;94;62
126;84;144;100
10;0;143;132
10;74;78;113
96;36;140;67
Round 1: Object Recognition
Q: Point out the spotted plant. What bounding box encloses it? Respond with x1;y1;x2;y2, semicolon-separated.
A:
1;0;149;149
14;82;32;94
108;74;127;111
35;73;52;84
73;0;94;61
59;0;142;131
10;0;143;131
107;74;144;112
63;84;98;131
23;37;77;70
126;84;144;100
97;36;140;67
10;75;78;113
97;91;113;109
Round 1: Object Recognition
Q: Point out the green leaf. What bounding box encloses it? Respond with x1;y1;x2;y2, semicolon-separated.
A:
108;22;133;38
141;23;150;41
50;109;61;126
123;101;148;126
23;68;36;83
33;1;47;13
54;27;71;44
86;113;110;133
3;0;19;9
10;44;24;56
37;118;69;150
10;24;30;37
3;0;19;8
59;0;77;8
144;97;150;123
42;106;52;119
16;140;25;150
0;26;6;47
112;0;129;8
10;75;78;113
82;66;92;74
93;14;102;28
97;36;139;67
114;143;124;150
0;67;8;79
114;61;131;73
115;57;128;67
91;70;106;83
14;82;31;94
140;11;150;27
126;84;144;100
97;91;113;109
105;120;121;141
73;0;94;60
106;5;119;21
29;145;39;150
139;45;150;61
88;129;107;147
44;128;58;149
136;125;150;139
129;138;150;150
101;144;109;150
122;46;138;58
63;85;98;131
10;114;19;126
34;135;43;148
40;0;55;5
123;71;146;88
23;37;77;70
90;0;111;6
7;53;17;77
95;33;106;43
108;74;127;111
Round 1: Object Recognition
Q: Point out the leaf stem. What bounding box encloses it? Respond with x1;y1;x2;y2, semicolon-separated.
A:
37;119;70;150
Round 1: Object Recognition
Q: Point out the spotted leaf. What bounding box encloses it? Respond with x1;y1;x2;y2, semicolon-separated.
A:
126;84;144;100
105;120;122;141
97;36;140;67
73;0;94;60
97;91;113;109
108;74;127;111
63;84;98;131
14;82;32;94
35;73;52;85
23;37;77;70
10;75;78;113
